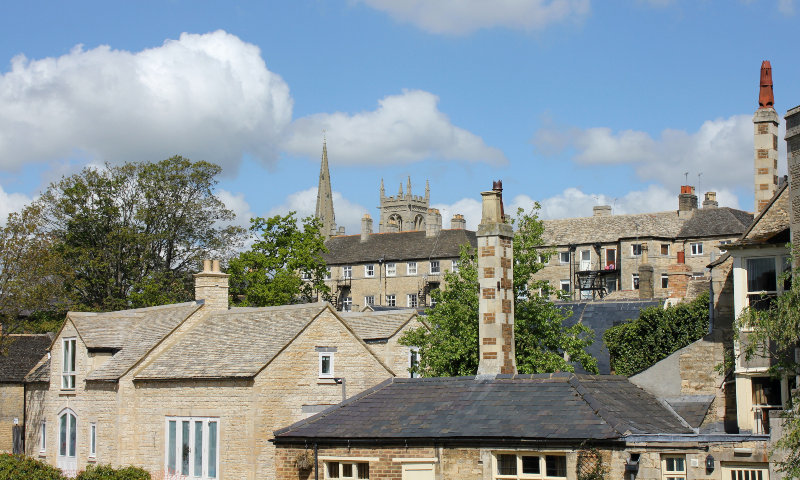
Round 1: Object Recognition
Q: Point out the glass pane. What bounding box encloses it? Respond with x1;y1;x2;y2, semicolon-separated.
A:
342;463;353;477
745;471;750;480
194;421;203;477
168;421;177;474
63;341;69;373
666;458;675;471
674;457;684;472
321;356;330;374
522;455;540;474
738;470;743;480
328;461;340;478
59;415;67;456
91;425;96;454
747;258;777;292
182;421;190;476
208;422;217;478
68;414;76;457
496;454;516;475
70;340;76;372
357;463;369;479
545;455;566;477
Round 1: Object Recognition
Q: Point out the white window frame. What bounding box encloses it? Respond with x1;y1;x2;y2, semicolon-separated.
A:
661;455;686;480
690;242;703;255
40;420;46;453
721;463;769;480
661;274;669;289
364;296;374;306
430;261;440;274
365;265;374;277
386;295;396;307
319;353;334;378
89;422;96;458
452;260;460;273
323;460;371;479
632;273;640;290
409;347;420;379
164;417;220;479
719;240;732;253
491;452;567;479
62;338;76;390
660;244;670;256
325;267;332;280
559;252;570;264
386;263;396;276
301;271;312;281
632;244;642;256
342;297;352;312
559;280;570;293
407;262;417;275
343;266;352;279
407;294;418;308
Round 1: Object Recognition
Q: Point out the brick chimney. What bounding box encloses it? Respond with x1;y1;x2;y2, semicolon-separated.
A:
477;184;516;376
451;214;466;229
194;259;229;312
703;191;718;209
361;214;373;243
593;205;612;217
426;209;442;237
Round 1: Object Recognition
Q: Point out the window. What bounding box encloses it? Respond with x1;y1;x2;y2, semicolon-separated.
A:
409;348;420;378
632;273;640;290
747;257;778;311
632;244;642;256
430;261;440;274
165;417;219;479
343;266;352;278
661;244;670;256
301;271;312;281
722;463;769;480
493;453;566;479
342;297;352;312
719;240;731;253
319;353;334;378
690;242;703;255
559;280;570;293
560;252;570;264
407;262;417;275
661;455;685;480
365;265;374;277
364;296;374;306
387;263;396;276
325;461;369;479
605;249;616;269
58;409;77;471
386;295;396;307
62;338;76;390
89;423;96;457
452;260;460;273
40;421;46;452
325;267;332;280
661;274;669;289
407;294;417;308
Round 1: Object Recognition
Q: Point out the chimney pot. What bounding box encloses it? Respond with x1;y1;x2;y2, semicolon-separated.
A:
203;259;212;273
194;258;230;312
451;214;466;229
212;260;220;273
703;191;719;209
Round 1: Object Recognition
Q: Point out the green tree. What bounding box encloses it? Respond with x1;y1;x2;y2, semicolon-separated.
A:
39;156;246;312
227;213;331;307
400;205;598;377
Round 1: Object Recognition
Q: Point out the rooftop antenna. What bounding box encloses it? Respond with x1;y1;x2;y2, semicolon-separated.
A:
612;198;619;216
698;173;703;195
684;172;689;185
592;195;600;205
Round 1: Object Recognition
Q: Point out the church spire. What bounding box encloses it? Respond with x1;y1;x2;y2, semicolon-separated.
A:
407;176;412;197
315;137;336;239
425;180;430;200
398;182;404;197
380;178;385;198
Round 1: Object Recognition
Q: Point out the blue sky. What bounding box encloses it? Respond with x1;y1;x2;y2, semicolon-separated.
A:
0;0;797;233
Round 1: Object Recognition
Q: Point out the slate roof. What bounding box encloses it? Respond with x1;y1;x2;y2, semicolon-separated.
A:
676;208;754;238
559;300;663;375
135;302;330;380
323;229;477;265
340;310;418;341
724;182;788;249
0;334;52;382
665;396;715;429
273;373;692;443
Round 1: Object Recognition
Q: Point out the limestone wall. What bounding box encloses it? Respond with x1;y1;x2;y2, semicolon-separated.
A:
0;383;23;453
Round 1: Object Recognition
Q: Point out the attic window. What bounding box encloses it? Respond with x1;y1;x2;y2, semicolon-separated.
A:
62;338;76;390
319;353;334;378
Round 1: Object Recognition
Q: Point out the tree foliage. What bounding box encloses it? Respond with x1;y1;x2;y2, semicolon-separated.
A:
603;291;709;377
228;213;331;307
400;205;598;377
39;157;246;311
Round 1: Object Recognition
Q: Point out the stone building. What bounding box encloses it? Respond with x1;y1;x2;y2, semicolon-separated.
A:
0;333;51;453
378;177;430;233
19;260;418;479
535;186;753;300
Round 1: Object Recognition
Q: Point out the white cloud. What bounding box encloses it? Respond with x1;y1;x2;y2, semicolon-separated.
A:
266;187;369;235
354;0;591;35
217;189;255;229
0;30;293;174
0;186;35;226
778;0;796;14
284;89;507;166
532;114;787;191
432;198;483;230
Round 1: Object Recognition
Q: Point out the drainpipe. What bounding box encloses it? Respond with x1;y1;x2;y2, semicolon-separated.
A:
315;442;319;480
335;377;346;402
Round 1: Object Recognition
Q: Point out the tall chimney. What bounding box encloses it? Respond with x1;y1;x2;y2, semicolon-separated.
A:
678;185;698;219
194;259;230;312
451;214;466;229
787;106;800;251
361;214;373;242
703;192;718;209
754;61;779;212
593;205;612;217
638;244;654;299
477;183;516;376
426;209;442;237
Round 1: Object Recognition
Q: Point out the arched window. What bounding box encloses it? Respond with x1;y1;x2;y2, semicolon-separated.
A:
57;409;77;473
414;215;426;231
389;214;403;231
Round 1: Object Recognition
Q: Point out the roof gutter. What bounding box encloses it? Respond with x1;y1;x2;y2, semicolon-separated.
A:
271;436;624;447
622;433;769;443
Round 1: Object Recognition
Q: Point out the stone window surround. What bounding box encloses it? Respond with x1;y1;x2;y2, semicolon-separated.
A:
491;451;568;479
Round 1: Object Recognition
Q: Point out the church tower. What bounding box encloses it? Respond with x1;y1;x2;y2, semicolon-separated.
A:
753;61;780;213
378;176;431;232
315;138;337;239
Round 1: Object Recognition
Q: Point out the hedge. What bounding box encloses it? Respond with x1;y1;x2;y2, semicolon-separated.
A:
0;455;150;480
603;291;709;377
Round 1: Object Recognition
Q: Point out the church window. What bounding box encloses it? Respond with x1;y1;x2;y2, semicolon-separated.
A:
387;264;396;276
407;262;417;275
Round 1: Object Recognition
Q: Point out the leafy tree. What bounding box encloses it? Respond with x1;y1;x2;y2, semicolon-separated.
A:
603;291;709;376
228;213;331;307
39;157;247;311
0;203;68;352
400;205;598;377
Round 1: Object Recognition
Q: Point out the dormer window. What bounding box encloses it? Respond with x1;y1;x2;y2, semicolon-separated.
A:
62;338;76;390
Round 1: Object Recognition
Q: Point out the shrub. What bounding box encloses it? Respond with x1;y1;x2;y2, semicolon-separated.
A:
76;464;151;480
0;454;62;480
604;291;709;377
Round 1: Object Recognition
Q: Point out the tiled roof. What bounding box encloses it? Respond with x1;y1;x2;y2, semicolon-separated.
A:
323;229;477;265
340;310;418;340
0;334;52;382
731;183;789;247
676;208;753;238
135;303;329;380
273;373;692;442
84;302;203;381
665;395;714;429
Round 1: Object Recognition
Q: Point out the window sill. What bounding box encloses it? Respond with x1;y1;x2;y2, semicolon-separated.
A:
59;390;77;395
38;452;46;458
88;456;97;463
317;378;338;385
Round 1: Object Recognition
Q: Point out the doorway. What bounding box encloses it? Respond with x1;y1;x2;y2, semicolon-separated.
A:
57;409;77;476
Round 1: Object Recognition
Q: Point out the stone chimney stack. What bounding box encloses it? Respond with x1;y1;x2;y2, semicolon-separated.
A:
477;183;516;376
593;205;612;217
451;214;466;229
386;219;399;233
787;106;800;250
638;244;654;299
678;186;698;219
754;61;779;213
425;209;442;237
337;226;345;236
703;192;718;209
194;259;229;312
361;214;373;243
